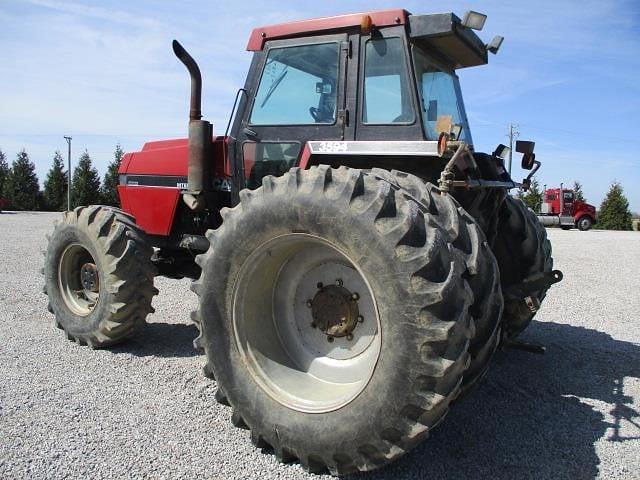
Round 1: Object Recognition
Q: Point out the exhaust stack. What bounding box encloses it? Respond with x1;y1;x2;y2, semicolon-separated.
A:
172;40;211;211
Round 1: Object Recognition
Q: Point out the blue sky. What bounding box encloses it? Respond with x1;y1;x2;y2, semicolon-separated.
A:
1;0;639;211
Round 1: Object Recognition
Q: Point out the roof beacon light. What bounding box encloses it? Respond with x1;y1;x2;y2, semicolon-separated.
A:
360;15;373;34
462;11;487;31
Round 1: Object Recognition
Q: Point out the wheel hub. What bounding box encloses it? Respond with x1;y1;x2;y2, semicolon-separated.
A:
80;263;99;292
309;282;360;339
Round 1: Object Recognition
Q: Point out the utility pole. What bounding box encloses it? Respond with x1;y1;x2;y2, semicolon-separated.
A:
507;123;519;175
64;136;72;211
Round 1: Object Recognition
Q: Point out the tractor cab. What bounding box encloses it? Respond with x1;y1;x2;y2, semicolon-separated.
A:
119;8;526;246
231;10;500;190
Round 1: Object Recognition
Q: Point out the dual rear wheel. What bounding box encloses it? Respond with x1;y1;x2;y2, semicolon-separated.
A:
192;166;503;474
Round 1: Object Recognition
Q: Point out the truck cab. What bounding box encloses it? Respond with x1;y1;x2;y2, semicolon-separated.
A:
538;187;596;231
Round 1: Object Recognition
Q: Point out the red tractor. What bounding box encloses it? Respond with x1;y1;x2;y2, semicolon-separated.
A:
43;9;562;474
537;183;597;231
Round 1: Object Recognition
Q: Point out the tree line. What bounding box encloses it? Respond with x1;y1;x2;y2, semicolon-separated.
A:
0;145;123;211
518;178;635;231
0;145;636;230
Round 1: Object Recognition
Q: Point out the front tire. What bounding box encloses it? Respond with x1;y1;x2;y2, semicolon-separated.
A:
43;206;157;347
577;216;593;231
192;166;474;474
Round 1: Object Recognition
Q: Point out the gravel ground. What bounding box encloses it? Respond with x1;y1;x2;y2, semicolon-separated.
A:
1;211;638;479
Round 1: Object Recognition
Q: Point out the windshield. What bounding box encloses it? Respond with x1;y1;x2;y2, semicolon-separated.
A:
412;46;472;143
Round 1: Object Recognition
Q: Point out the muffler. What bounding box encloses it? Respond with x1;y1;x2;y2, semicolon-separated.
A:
172;40;212;211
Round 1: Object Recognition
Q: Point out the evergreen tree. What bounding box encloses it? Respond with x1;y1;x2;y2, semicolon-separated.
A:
598;182;632;230
43;151;68;211
101;143;123;206
71;150;101;207
2;149;40;210
0;149;9;198
573;180;585;202
522;178;543;212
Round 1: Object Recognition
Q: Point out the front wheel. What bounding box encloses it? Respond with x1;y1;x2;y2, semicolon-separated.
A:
577;216;593;231
192;167;474;474
42;206;157;347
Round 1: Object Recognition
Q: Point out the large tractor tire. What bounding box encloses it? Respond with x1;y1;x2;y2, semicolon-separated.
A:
42;206;157;347
492;196;553;338
192;166;475;474
376;170;503;394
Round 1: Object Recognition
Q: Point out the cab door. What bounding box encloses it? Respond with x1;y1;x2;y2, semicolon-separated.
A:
355;26;423;141
234;34;350;190
562;190;575;216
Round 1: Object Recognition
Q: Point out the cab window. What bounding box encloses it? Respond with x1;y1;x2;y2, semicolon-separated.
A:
363;37;414;124
242;142;301;189
250;43;339;125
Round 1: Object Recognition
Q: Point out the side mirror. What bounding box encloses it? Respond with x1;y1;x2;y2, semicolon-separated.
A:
521;152;536;170
516;140;535;154
516;140;536;170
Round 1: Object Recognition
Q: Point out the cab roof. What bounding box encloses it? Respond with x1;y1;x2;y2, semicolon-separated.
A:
246;9;409;51
246;8;490;69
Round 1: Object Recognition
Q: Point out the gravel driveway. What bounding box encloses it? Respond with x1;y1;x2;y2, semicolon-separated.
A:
1;212;638;479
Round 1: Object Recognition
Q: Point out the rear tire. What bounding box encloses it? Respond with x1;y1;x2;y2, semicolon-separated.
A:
492;196;553;338
374;169;503;394
42;206;157;347
192;166;474;474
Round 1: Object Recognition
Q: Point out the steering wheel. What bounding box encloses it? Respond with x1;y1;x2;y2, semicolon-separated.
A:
309;107;321;122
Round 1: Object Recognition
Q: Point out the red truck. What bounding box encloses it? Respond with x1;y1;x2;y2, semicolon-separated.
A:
537;183;596;230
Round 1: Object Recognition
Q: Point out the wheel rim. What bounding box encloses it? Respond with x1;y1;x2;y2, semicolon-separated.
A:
232;234;381;413
580;218;590;230
58;243;100;316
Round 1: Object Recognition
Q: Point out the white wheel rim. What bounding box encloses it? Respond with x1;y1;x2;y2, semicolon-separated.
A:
58;243;100;316
232;234;381;413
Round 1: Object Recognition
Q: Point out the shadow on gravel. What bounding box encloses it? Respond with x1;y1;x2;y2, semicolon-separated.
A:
112;322;200;358
353;321;640;480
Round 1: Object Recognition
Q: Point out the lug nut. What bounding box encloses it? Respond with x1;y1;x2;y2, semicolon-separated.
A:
351;292;360;301
327;336;334;343
335;279;343;286
346;334;354;341
317;282;323;289
306;299;313;308
357;315;364;323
